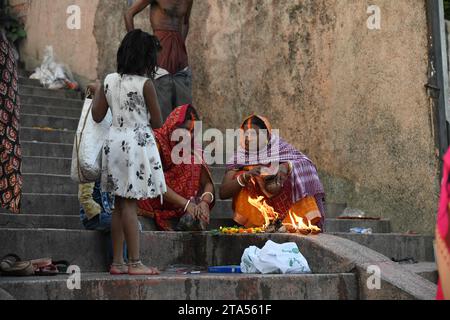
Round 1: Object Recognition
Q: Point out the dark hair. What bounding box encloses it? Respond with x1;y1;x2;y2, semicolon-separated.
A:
117;29;161;79
247;116;268;130
185;105;199;122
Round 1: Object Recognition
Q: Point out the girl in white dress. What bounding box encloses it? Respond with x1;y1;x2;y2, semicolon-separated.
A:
92;29;166;276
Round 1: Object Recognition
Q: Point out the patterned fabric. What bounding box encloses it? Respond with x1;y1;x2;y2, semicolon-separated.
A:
101;73;167;200
0;33;22;213
138;104;215;231
436;149;450;300
226;115;326;225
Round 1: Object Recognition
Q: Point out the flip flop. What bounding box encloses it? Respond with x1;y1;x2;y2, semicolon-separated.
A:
0;254;34;277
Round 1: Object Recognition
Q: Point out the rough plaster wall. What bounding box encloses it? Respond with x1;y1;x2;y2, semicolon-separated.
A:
19;0;439;234
94;0;152;80
20;0;99;85
187;0;438;234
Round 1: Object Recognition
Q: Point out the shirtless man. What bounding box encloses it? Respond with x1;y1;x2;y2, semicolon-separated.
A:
125;0;194;121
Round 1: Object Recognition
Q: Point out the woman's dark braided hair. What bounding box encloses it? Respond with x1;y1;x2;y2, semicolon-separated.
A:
117;29;162;79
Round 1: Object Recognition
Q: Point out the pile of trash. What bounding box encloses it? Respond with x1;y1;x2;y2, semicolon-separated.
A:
29;46;79;90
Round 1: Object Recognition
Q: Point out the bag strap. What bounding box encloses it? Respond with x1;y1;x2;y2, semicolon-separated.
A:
75;99;94;182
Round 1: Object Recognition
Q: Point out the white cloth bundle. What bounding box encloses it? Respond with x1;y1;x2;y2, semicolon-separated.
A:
71;97;112;183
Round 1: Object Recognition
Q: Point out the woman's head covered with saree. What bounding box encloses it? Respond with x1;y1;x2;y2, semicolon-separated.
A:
226;114;326;228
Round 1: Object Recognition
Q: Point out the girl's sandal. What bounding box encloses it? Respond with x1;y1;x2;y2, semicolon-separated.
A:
128;261;160;276
110;263;128;275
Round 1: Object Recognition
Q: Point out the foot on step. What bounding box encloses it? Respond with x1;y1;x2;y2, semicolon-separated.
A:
128;260;160;276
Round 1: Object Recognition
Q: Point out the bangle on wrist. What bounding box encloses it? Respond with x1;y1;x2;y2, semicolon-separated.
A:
237;174;246;187
201;192;214;204
183;199;191;213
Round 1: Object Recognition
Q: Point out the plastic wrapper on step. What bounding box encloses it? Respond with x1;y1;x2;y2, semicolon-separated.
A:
29;46;78;90
350;227;373;235
240;240;311;274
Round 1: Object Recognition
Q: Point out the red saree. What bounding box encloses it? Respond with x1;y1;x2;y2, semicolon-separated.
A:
138;104;214;230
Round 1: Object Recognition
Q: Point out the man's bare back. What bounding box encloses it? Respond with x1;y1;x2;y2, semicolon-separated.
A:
125;0;193;40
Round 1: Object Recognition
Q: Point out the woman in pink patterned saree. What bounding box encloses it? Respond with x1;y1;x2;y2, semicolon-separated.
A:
436;149;450;300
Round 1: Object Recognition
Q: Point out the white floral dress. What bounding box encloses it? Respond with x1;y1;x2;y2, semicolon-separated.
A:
101;73;167;200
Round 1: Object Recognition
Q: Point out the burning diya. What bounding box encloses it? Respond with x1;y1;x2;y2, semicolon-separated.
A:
242;196;321;235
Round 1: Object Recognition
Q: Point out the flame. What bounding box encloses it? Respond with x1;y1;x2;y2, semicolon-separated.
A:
288;210;321;235
247;196;321;235
248;196;279;228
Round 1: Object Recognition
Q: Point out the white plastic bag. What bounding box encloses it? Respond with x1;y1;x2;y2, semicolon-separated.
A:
30;46;76;89
241;240;311;274
71;97;112;183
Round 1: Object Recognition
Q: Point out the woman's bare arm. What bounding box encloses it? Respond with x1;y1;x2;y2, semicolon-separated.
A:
143;80;163;129
219;170;244;200
91;84;109;123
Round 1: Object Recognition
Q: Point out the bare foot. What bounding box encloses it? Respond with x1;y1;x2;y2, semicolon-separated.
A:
128;261;160;276
110;263;128;275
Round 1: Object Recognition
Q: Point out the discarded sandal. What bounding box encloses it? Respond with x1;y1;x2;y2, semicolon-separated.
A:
0;254;34;277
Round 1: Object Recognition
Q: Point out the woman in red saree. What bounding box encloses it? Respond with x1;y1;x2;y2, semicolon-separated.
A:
138;104;215;231
436;149;450;300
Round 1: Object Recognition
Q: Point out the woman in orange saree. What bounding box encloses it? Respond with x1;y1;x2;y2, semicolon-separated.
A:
219;115;325;230
138;105;215;231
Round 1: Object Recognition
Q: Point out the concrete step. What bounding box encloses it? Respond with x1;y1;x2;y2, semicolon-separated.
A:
20;85;81;100
20;194;79;215
21;127;75;144
402;262;438;284
22;174;77;194
0;230;355;274
22;104;82;118
22;156;71;175
21;114;79;131
324;219;391;233
18;77;41;87
331;233;435;262
20;95;82;109
21;141;73;158
0;213;81;230
0;272;357;300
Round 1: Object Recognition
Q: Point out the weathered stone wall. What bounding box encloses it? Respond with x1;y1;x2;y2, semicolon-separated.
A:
18;0;439;234
18;0;99;85
187;0;438;234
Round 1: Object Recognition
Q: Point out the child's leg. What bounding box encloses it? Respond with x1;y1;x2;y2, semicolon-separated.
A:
111;197;125;265
120;198;159;275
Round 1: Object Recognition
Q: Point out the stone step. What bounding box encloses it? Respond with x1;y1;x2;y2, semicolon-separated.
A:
21;114;79;131
22;104;82;118
402;262;438;284
324;219;391;233
0;213;81;230
21;141;73;158
21;127;75;144
20;194;79;215
18;76;42;87
22;156;72;175
0;230;354;274
22;174;77;194
20;85;81;100
331;233;435;262
0;272;357;300
20;95;82;109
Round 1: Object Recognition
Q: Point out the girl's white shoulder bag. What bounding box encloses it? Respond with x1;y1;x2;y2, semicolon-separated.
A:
71;91;112;183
